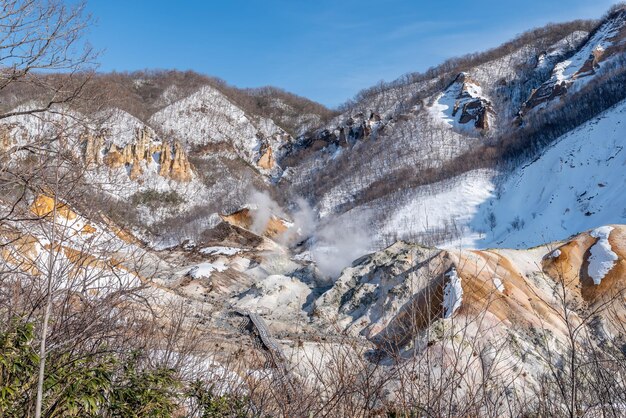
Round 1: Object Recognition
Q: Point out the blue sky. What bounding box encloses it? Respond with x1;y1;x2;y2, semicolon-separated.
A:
85;0;618;107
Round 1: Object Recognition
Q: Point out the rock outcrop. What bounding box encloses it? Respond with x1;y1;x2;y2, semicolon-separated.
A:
84;133;104;167
87;127;193;182
169;141;192;182
257;146;274;170
315;225;626;344
311;225;626;389
220;208;289;239
295;110;387;154
437;72;494;131
522;9;626;114
30;195;78;220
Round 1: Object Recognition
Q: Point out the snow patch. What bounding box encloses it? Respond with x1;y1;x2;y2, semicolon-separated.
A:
199;246;242;256
587;226;617;285
383;170;495;248
492;277;505;293
236;275;311;315
188;261;228;279
443;268;463;318
548;249;562;259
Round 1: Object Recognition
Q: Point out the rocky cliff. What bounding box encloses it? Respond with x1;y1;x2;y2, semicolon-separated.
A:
84;126;193;182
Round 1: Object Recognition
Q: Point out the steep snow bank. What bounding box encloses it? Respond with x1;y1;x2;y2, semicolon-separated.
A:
382;170;495;247
474;99;626;248
380;98;626;250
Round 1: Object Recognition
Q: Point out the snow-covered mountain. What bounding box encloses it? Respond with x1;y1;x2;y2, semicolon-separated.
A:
3;8;626;405
149;85;292;175
1;8;624;259
274;7;626;255
275;18;597;221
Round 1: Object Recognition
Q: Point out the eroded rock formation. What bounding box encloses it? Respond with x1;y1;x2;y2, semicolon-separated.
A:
86;127;193;182
257;146;274;170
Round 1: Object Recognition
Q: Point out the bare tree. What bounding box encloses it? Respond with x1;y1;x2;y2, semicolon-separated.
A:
0;3;97;416
0;0;97;120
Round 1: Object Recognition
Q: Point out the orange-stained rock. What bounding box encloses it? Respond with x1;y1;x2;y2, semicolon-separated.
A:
81;224;97;235
169;141;192;182
0;229;42;276
84;133;104;167
221;208;253;230
0;125;13;151
258;147;274;170
575;47;605;78
101;215;141;245
158;142;172;177
94;129;193;183
129;157;143;180
543;225;626;305
104;144;125;168
121;143;133;164
31;195;77;220
221;208;288;239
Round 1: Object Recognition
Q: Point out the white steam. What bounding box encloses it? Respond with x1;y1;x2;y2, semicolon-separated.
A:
247;189;372;279
248;190;285;235
309;214;372;278
279;197;317;245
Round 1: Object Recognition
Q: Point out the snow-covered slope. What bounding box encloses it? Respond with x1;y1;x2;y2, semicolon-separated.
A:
373;98;626;249
280;20;594;228
429;72;494;131
473;98;626;248
523;9;626;112
149;85;292;174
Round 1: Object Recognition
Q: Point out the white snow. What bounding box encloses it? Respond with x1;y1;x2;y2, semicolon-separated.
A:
587;226;617;285
150;350;246;395
149;85;289;171
536;31;589;73
382;170;495;247
548;249;562;259
199;246;242;256
492;277;505;293
552;18;621;84
0;203;144;300
97;108;156;146
188;261;228;279
532;14;625;110
471;99;626;249
442;268;463;318
387;98;626;249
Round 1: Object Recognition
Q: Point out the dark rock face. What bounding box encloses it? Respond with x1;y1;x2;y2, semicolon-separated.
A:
450;73;494;130
458;98;493;130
